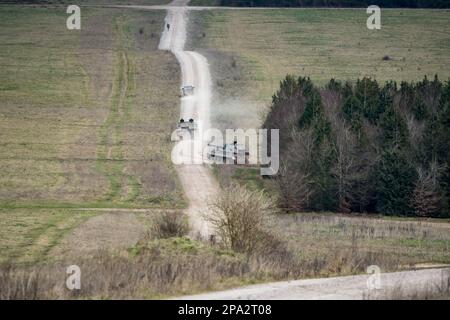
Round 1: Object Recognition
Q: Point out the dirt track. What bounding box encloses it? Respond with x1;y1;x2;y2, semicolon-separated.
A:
159;0;219;240
177;268;450;300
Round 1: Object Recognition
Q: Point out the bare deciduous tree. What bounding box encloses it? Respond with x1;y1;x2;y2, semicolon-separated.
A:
278;163;313;212
277;129;315;211
332;125;358;213
413;167;441;217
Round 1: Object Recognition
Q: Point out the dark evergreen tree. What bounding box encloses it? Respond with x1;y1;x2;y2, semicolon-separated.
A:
342;95;364;140
375;148;418;216
436;84;450;216
265;75;447;217
355;78;381;124
379;104;409;149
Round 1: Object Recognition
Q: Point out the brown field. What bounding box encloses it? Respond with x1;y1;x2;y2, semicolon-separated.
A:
279;213;450;275
0;6;184;209
0;5;187;268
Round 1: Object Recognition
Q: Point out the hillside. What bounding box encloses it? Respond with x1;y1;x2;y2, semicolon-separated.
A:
191;0;450;8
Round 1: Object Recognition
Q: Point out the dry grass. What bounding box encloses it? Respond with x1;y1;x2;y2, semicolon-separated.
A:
150;211;189;239
0;7;106;204
1;210;449;299
0;236;301;300
2;6;450;300
0;6;184;209
189;9;450;106
0;208;97;265
0;6;187;279
277;213;450;276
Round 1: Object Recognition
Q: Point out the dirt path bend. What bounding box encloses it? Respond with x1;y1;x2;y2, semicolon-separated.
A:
159;1;219;240
177;268;450;300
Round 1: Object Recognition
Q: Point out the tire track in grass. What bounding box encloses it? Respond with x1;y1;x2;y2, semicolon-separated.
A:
6;210;97;264
96;16;141;204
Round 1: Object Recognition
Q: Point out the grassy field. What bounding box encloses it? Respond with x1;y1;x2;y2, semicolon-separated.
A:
198;8;450;293
0;6;187;266
1;211;449;298
279;213;450;275
187;8;450;199
0;208;98;264
1;5;450;299
189;9;450;107
0;6;184;209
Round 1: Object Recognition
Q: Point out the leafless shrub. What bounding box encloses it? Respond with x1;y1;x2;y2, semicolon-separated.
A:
205;184;278;255
151;211;189;239
413;167;441;217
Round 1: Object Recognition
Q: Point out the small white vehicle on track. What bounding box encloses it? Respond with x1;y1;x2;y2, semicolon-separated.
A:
180;85;195;97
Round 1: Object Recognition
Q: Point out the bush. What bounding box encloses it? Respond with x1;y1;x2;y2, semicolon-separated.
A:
205;184;278;255
151;211;189;239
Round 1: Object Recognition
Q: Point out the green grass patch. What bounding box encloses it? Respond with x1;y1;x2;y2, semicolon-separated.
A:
0;208;98;265
0;6;184;209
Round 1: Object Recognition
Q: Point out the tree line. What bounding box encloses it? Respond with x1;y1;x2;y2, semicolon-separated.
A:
219;0;450;8
264;75;450;217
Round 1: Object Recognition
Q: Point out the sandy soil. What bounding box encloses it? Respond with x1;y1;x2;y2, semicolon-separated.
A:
159;1;219;240
177;268;450;300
